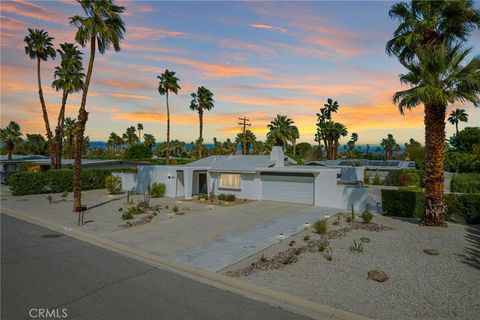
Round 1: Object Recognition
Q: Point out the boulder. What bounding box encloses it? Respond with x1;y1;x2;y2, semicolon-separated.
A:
423;249;439;256
368;270;389;282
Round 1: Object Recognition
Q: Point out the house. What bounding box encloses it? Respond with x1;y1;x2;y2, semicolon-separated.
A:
116;147;367;210
305;159;416;170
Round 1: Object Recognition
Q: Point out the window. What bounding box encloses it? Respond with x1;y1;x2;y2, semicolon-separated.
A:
219;174;241;189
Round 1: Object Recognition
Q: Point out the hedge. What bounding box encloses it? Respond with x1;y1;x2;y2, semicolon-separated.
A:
9;168;133;196
451;173;480;193
381;189;424;218
382;189;480;224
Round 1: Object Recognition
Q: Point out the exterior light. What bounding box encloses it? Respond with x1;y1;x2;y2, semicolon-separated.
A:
278;233;284;242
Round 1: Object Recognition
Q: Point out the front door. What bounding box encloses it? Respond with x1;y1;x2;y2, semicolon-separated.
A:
198;173;208;194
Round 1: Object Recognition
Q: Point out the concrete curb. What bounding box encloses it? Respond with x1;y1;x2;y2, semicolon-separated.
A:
1;207;374;320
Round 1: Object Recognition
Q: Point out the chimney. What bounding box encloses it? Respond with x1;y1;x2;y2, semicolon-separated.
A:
270;146;284;167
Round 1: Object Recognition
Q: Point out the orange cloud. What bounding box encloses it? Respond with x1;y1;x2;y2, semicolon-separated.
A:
108;93;154;100
250;23;288;33
219;38;275;55
1;0;65;24
127;25;187;41
0;15;28;31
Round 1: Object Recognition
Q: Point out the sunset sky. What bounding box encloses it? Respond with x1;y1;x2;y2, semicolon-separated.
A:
1;0;479;145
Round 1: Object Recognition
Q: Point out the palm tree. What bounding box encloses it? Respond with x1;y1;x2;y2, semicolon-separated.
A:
190;86;214;158
24;28;56;167
70;0;125;210
322;98;339;120
448;108;469;135
143;133;156;150
386;0;480;226
0;121;23;160
137;123;143;142
381;134;399;160
235;130;256;155
122;126;138;146
157;69;181;164
52;42;85;169
347;132;359;158
63;117;77;159
267;115;298;149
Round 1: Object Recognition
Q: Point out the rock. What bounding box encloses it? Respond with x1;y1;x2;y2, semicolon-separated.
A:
288;240;296;247
368;270;389;282
360;237;371;243
423;249;439;256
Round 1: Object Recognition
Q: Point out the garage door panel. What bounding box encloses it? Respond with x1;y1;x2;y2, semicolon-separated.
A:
261;175;314;205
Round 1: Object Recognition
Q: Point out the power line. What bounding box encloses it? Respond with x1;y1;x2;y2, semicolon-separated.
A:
238;117;251;155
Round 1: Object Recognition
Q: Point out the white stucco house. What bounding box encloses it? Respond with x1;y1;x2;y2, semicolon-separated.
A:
115;146;367;210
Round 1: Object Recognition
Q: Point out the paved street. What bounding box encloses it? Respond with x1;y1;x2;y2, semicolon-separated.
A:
1;214;311;320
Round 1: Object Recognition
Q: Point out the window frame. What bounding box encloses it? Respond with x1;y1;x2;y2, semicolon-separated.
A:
218;173;241;190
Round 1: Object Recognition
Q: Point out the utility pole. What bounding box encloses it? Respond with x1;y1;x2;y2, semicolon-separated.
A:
238;117;251;155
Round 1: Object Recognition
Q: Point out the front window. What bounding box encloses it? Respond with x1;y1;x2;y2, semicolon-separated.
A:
219;174;240;189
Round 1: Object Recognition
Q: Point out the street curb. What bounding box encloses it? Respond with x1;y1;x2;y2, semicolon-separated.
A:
1;207;374;320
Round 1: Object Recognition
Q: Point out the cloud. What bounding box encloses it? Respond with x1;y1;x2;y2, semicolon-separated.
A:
108;93;154;101
219;38;275;55
1;0;66;24
127;25;187;41
0;15;28;31
250;23;288;33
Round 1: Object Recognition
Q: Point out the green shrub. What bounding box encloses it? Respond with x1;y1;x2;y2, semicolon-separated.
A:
121;212;134;220
313;219;327;234
445;193;480;224
451;173;480;193
350;240;364;253
149;182;166;198
9;168;133;196
173;204;179;212
381;189;424;218
444;151;480;173
127;203;144;215
123;144;153;160
385;169;421;187
373;174;381;185
364;171;370;184
361;210;373;223
105;175;122;194
226;194;236;201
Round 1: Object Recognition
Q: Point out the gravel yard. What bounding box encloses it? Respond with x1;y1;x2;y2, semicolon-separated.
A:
224;214;480;320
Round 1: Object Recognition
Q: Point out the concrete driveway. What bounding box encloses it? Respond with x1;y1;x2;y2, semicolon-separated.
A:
105;200;310;257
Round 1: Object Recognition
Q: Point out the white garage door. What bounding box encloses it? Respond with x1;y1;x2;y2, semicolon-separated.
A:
261;173;314;205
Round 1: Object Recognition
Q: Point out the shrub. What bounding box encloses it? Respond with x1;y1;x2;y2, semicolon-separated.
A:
217;193;235;201
444;151;480;173
451;173;480;193
149;182;166;198
445;193;480;224
126;203;144;215
373;174;381;185
217;194;226;201
381;189;424;218
350;240;364;253
313;219;327;234
173;204;179;212
105;175;122;194
121;212;134;220
385;169;421;187
361;210;373;223
226;194;236;201
364;171;370;184
123;144;153;160
303;234;310;241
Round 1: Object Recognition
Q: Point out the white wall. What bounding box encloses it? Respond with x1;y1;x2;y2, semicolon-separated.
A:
208;172;261;200
115;166;179;197
314;170;367;211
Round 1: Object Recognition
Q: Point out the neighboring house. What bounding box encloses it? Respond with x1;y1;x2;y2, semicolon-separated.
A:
116;147;367;210
306;159;416;170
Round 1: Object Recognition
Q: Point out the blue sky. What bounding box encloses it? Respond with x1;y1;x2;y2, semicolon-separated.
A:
1;0;479;145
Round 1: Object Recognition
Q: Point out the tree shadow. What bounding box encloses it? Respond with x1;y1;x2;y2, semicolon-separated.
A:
87;195;125;211
457;225;480;271
386;215;422;225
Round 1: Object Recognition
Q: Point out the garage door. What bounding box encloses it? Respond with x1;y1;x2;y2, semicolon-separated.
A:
260;173;314;205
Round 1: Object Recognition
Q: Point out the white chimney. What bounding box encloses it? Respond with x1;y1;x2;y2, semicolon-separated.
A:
270;146;284;167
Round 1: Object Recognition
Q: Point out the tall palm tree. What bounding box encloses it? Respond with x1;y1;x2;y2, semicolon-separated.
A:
0;121;23;160
157;69;180;164
143;133;156;150
70;0;125;210
386;0;480;226
24;28;56;167
289;126;300;156
123;126;138;146
190;86;214;158
137;123;143;142
322;98;339;120
52;42;85;169
235;130;256;155
448;108;469;135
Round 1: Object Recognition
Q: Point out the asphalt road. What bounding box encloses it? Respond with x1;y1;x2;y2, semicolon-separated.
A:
1;214;310;320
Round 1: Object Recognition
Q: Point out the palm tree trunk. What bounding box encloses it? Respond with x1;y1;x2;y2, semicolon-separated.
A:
293;141;296;156
54;90;69;169
455;122;459;135
166;91;170;165
423;103;447;226
73;36;95;211
8;149;12;161
37;57;55;168
199;108;203;158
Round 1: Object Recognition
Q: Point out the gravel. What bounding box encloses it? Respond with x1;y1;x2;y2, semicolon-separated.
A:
229;214;480;320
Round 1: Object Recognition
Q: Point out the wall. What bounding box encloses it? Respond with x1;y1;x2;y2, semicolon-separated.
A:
208;172;261;200
314;170;367;211
114;166;179;197
338;167;365;182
